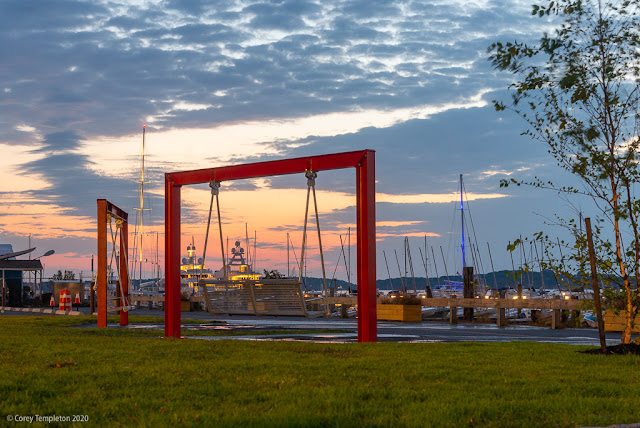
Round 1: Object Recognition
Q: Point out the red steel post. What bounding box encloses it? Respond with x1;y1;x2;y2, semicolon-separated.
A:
97;199;128;328
165;176;181;338
120;219;129;326
164;150;377;341
356;161;363;339
97;199;107;328
357;151;377;342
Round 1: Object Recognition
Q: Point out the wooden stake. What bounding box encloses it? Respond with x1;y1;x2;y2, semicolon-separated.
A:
463;266;474;321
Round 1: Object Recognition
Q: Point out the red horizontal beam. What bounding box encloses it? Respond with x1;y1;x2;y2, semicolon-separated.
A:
97;199;128;222
167;150;370;186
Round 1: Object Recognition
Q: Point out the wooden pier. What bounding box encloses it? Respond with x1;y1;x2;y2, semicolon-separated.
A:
325;296;585;329
130;294;587;329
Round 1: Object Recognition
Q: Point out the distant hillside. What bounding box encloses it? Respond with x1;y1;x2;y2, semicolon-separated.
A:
125;270;578;293
301;269;572;292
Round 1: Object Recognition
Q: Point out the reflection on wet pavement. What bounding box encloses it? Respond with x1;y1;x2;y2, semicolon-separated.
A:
79;311;625;345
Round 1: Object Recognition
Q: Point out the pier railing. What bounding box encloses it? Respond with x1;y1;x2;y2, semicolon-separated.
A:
129;294;588;329
324;296;586;329
325;296;583;310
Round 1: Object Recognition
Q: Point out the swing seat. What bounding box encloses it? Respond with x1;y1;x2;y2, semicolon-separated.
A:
200;278;313;316
106;305;135;313
196;173;331;319
107;293;132;313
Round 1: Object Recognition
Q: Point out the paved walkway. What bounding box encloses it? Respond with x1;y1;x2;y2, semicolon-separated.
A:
1;306;625;346
183;315;623;345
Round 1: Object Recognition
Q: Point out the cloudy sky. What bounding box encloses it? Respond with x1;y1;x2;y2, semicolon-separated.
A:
0;0;582;282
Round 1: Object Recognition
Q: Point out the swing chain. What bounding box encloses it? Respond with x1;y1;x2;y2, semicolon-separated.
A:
299;170;330;316
202;179;226;283
210;180;221;196
305;170;317;187
106;214;123;228
106;214;129;311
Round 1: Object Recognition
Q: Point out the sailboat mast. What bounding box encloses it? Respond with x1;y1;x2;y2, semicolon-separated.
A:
383;250;393;291
156;231;159;291
440;246;450;282
431;246;440;282
424;235;430;289
139;124;145;284
460;173;466;269
245;223;250;266
347;227;351;290
394;249;405;293
131;124;148;288
487;242;498;291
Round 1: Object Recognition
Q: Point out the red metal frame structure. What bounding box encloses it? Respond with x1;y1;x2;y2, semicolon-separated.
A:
97;199;129;328
165;150;377;341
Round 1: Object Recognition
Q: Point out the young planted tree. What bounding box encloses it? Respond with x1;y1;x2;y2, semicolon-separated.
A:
51;270;76;281
488;0;640;342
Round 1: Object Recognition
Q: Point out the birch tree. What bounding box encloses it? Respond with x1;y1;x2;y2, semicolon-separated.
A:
489;0;640;342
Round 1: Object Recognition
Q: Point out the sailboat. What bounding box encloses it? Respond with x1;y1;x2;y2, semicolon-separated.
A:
432;174;473;298
130;125;161;291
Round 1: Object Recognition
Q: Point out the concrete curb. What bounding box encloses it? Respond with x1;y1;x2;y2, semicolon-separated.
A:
0;306;82;316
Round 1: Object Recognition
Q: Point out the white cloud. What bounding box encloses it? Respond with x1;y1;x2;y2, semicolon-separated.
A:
172;101;213;111
15;125;37;133
85;88;491;177
378;191;507;204
479;165;534;179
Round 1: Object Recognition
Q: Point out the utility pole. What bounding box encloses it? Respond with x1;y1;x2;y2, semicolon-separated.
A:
28;234;31;302
90;255;95;314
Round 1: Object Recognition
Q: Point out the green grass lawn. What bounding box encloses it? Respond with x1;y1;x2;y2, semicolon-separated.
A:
1;315;639;427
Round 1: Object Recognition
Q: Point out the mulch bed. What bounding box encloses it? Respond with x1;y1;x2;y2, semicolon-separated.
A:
581;343;640;355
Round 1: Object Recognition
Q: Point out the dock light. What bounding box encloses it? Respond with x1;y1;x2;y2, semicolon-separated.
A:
391;295;396;298
522;296;527;300
513;296;518;299
35;250;55;260
421;295;426;298
485;295;490;299
564;295;570;300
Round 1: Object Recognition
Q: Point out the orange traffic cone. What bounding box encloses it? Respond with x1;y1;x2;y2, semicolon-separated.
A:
59;289;71;311
49;295;55;307
74;292;81;305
